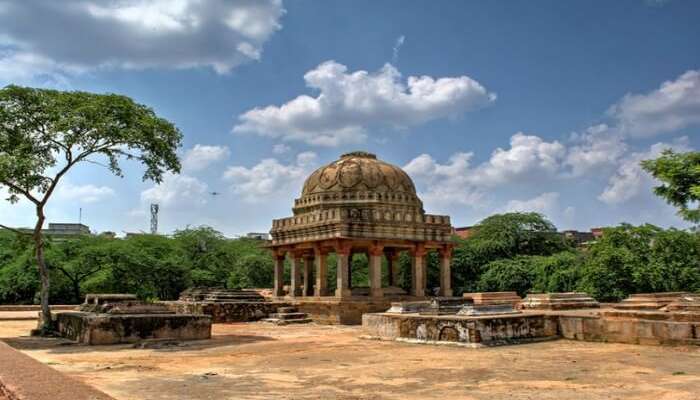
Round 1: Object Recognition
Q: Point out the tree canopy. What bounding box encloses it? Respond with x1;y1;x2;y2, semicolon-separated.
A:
641;150;700;224
0;85;182;332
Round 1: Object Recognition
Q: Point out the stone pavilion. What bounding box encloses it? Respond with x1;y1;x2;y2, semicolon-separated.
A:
268;151;454;302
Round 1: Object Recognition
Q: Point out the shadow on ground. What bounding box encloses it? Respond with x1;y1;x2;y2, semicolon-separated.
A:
2;333;274;353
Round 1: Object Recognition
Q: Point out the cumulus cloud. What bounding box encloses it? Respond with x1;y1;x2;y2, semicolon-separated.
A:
55;181;115;204
223;152;318;201
564;124;627;177
0;0;285;83
470;133;566;186
598;136;692;204
503;192;560;215
609;69;700;137
404;152;484;207
272;143;291;154
233;61;496;146
141;173;208;208
392;35;405;63
182;144;230;172
404;132;567;209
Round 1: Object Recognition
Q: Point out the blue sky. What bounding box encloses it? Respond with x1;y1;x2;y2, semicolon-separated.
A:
1;0;699;236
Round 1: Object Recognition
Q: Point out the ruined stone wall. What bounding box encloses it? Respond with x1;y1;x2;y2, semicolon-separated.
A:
363;313;559;346
163;301;288;323
559;311;700;346
295;300;394;325
56;312;211;345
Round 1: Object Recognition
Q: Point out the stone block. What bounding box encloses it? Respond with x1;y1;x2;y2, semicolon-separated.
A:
462;292;521;306
457;303;520;316
520;292;599;310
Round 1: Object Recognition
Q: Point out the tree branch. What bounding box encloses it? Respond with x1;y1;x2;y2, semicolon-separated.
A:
0;180;41;205
0;223;31;236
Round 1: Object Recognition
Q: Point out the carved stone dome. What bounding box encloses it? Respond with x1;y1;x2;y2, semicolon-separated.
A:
295;151;422;214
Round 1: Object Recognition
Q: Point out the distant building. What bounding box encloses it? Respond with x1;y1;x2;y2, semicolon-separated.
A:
453;226;475;239
246;232;270;240
561;230;596;246
15;222;91;240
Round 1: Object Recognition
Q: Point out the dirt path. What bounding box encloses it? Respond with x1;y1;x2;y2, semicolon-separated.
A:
2;320;700;400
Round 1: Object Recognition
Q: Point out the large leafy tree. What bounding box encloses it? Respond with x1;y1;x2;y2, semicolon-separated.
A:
0;85;181;333
641;150;700;224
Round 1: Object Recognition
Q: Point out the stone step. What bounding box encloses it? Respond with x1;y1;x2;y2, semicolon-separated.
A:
269;312;308;320
261;317;312;326
276;307;298;313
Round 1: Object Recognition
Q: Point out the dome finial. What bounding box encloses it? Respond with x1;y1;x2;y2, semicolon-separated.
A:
341;151;376;159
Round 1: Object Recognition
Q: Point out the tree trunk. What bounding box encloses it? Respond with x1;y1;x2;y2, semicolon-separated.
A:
34;207;52;333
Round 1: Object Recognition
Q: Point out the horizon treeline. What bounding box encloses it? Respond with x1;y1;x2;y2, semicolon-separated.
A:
0;212;698;305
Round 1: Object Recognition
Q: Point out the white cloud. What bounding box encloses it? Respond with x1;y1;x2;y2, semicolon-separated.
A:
55;181;115;204
140;173;208;208
392;35;405;63
504;192;560;215
182;144;230;172
0;0;285;83
233;61;496;146
223;152;318;201
609;69;700;137
599;136;692;204
470;133;566;186
564;124;627;177
272;143;291;154
404;152;484;208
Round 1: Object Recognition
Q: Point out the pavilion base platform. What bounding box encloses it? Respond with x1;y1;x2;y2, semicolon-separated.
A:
281;296;426;325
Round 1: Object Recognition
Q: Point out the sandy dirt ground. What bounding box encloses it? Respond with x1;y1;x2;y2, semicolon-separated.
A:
1;319;700;400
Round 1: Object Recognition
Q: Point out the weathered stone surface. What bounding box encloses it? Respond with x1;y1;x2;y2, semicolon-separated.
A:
419;297;471;316
520;292;599;310
294;299;396;325
386;301;431;314
457;303;521;316
56;312;211;345
613;292;694;311
559;310;700;346
84;293;137;305
663;294;700;312
164;301;286;323
178;287;265;303
463;292;521;306
363;312;559;346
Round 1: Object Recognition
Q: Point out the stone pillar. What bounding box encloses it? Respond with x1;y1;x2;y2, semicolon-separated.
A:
314;248;328;297
303;255;314;297
335;242;352;298
439;247;453;297
385;249;400;287
290;254;302;297
368;244;384;298
411;244;427;297
273;253;285;297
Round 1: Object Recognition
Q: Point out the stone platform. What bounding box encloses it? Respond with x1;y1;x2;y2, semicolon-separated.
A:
290;297;402;325
462;292;521;306
613;292;694;311
55;294;212;345
363;312;559;347
520;292;599;310
57;311;211;345
165;287;285;323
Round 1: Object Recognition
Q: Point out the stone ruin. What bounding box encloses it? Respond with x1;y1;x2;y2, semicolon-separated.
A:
612;292;698;311
462;291;521;307
56;294;211;345
168;287;287;323
520;292;599;310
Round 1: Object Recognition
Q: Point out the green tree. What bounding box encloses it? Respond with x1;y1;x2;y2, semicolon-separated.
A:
0;85;181;332
641;150;700;224
477;257;534;296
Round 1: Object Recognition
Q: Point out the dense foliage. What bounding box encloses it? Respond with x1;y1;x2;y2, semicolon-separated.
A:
0;84;182;330
641;150;700;224
0;214;698;305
